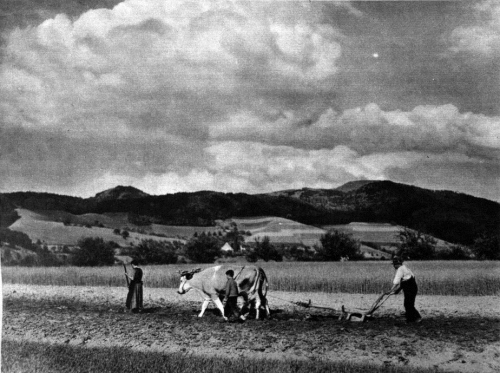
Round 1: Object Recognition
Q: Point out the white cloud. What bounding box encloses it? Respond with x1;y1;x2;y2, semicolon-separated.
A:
204;141;414;192
1;0;499;202
448;0;500;58
1;0;343;137
209;103;500;157
68;141;499;203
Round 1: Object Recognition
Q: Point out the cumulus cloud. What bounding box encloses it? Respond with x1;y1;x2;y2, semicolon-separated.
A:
0;0;347;196
209;103;500;158
1;0;343;136
448;0;500;58
1;0;499;202
69;141;499;202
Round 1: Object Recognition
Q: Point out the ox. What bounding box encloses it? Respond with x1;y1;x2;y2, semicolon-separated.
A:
177;265;270;320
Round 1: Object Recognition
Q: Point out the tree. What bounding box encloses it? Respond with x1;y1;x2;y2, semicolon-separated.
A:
132;239;178;264
121;230;130;240
226;223;244;252
0;228;37;251
438;244;472;260
397;228;437;260
287;245;317;261
245;249;259;263
72;237;116;266
37;246;62;266
252;236;282;262
318;230;362;261
185;235;222;263
471;233;500;260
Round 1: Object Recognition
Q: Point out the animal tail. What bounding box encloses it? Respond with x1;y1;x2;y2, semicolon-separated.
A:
258;267;271;317
259;267;269;298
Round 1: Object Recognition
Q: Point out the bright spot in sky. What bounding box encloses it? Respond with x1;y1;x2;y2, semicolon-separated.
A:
373;53;379;58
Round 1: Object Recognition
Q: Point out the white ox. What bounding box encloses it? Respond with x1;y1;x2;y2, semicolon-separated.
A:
177;265;270;320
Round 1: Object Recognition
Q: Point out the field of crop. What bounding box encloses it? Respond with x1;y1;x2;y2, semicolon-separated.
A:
3;261;500;296
9;209;184;246
325;223;451;248
10;209;332;247
33;210;219;239
150;224;222;239
233;217;326;246
10;209;447;259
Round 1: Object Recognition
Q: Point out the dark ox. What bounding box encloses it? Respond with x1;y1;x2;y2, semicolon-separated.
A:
177;265;270;320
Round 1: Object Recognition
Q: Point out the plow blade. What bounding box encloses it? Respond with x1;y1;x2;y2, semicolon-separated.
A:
339;293;391;322
338;305;373;322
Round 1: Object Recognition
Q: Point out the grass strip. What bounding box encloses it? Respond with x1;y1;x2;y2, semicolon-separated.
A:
2;340;436;373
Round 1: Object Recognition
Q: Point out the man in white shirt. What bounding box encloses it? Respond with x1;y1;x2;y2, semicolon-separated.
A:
386;257;422;323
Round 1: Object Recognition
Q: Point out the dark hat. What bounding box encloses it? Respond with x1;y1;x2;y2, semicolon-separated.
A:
131;259;139;266
392;256;403;265
226;269;234;277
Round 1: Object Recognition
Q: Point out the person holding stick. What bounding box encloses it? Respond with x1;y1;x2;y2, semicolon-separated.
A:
385;257;422;323
125;259;143;313
223;269;242;322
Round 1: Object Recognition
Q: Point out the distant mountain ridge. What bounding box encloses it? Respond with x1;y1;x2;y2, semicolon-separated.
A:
94;185;150;201
335;180;378;193
1;180;498;246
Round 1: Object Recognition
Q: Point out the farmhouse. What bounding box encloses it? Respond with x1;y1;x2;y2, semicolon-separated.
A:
221;242;234;253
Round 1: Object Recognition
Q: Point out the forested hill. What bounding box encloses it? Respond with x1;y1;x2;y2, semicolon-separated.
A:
1;181;499;245
266;180;500;245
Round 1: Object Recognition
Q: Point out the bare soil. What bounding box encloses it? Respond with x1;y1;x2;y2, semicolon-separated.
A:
2;284;499;372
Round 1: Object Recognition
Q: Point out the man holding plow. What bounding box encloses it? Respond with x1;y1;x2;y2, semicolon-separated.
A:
386;256;422;323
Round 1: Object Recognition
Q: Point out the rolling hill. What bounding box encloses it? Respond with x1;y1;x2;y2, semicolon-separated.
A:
8;209;185;247
1;180;498;246
265;180;500;245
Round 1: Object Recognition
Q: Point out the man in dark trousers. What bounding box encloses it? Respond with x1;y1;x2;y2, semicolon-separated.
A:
223;269;242;322
386;257;422;323
125;260;143;313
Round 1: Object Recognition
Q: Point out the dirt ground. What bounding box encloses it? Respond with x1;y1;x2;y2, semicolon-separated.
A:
2;284;499;372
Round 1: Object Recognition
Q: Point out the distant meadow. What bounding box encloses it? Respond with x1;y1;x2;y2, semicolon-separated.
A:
2;261;499;296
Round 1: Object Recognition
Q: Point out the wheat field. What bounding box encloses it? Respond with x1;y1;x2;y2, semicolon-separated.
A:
2;261;499;296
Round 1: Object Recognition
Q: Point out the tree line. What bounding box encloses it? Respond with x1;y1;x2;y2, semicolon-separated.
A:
1;225;498;267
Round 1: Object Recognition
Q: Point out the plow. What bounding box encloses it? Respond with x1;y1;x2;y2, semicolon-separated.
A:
291;292;392;322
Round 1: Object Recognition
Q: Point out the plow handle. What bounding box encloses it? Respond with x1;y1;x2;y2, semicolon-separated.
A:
367;292;390;314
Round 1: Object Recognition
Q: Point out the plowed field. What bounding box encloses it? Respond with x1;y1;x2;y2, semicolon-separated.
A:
2;284;499;372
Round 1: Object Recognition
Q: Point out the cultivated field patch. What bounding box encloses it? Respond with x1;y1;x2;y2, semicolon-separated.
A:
2;284;499;373
325;223;451;249
9;209;184;246
233;216;326;246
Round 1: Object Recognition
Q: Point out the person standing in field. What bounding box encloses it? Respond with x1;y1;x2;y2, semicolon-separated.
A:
386;257;422;323
223;269;242;322
125;260;144;313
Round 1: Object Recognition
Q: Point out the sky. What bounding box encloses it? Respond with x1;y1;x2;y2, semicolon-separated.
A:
1;0;499;201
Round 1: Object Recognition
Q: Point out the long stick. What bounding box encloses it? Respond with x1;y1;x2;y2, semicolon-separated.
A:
123;263;130;287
